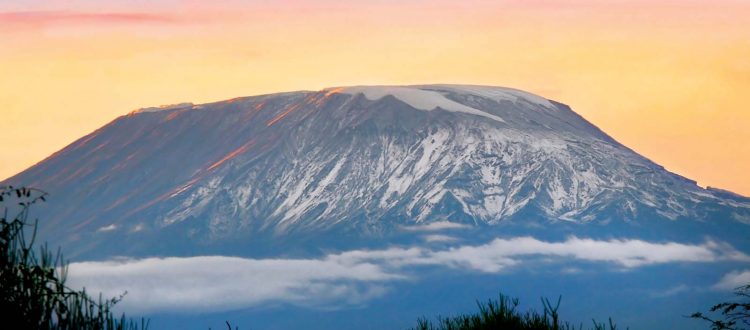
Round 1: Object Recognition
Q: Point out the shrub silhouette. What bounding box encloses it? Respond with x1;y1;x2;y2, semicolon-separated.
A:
0;186;148;330
692;284;750;330
410;293;624;330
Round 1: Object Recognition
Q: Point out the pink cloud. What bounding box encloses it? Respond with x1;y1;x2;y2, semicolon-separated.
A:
0;10;178;26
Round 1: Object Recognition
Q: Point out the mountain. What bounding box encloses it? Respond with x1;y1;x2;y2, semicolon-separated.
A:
4;84;749;257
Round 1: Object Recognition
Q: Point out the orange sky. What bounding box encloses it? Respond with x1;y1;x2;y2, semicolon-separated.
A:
1;0;749;195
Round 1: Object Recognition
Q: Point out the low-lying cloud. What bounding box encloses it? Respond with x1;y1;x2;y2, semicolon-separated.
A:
97;224;117;232
713;269;750;290
422;234;459;243
67;236;750;313
400;221;470;232
68;256;399;313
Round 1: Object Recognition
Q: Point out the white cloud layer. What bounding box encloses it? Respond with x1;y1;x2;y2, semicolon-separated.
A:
97;224;117;232
713;269;750;290
67;236;750;313
400;221;470;232
422;234;459;243
68;256;399;313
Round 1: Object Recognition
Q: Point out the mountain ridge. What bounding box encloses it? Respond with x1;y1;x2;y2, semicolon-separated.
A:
4;84;749;257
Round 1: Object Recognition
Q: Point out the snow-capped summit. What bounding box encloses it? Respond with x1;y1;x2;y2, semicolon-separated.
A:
4;84;749;256
327;85;508;122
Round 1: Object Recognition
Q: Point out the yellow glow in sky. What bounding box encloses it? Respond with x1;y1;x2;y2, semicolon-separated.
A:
1;0;749;195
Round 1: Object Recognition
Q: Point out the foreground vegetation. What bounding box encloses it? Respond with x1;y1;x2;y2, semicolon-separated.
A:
410;294;624;330
692;284;750;330
0;186;148;329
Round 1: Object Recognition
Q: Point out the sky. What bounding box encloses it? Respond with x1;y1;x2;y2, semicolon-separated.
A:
1;0;749;195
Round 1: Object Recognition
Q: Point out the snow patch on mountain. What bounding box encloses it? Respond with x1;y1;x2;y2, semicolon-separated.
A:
335;86;505;123
420;84;557;110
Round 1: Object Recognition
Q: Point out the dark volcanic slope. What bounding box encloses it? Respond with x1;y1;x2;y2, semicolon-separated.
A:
5;85;749;256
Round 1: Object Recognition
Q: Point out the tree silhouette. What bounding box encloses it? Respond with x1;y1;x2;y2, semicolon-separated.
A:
692;285;750;330
0;185;148;329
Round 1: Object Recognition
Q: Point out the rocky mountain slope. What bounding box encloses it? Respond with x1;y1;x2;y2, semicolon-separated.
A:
4;84;749;255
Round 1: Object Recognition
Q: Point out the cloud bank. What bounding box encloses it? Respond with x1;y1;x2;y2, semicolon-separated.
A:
713;269;750;290
422;234;459;243
67;236;749;313
400;221;470;232
68;256;399;313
